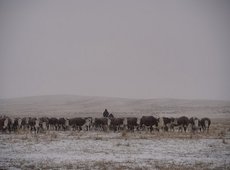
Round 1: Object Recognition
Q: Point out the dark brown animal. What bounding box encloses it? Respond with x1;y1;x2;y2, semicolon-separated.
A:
48;117;59;130
0;117;9;132
69;117;91;131
140;116;158;132
28;117;40;133
58;118;69;131
108;113;114;118
7;118;15;132
110;118;125;132
200;118;211;132
174;116;190;132
21;117;30;130
12;118;22;132
126;117;139;131
93;117;110;131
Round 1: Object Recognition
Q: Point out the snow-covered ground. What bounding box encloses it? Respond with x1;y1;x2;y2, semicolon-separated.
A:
0;131;229;169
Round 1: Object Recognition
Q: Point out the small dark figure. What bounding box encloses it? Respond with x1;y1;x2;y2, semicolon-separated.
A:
108;113;114;118
103;109;109;117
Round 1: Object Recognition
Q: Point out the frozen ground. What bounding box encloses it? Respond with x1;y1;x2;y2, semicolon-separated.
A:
1;96;229;169
0;131;230;170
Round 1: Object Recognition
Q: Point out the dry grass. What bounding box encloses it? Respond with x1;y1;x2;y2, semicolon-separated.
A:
2;121;230;142
121;130;127;138
116;142;130;147
94;136;103;140
1;119;229;141
50;132;58;139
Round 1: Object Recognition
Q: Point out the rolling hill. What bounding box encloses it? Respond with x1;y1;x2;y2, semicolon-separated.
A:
0;95;229;117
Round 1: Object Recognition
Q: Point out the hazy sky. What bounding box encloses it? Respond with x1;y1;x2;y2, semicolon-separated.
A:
0;0;230;100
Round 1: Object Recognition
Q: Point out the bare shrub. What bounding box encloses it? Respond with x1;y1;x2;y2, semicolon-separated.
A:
116;142;121;146
125;142;130;147
68;131;77;136
218;130;226;138
50;132;58;141
139;134;148;139
21;134;29;140
121;130;127;138
95;136;103;140
222;138;227;144
116;142;130;147
93;161;108;170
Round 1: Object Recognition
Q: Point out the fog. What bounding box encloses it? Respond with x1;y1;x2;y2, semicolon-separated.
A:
0;0;230;100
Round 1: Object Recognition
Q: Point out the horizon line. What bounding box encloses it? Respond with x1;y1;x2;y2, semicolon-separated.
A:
0;94;229;102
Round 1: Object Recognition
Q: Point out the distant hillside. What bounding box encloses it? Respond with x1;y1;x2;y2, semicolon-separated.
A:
0;95;230;117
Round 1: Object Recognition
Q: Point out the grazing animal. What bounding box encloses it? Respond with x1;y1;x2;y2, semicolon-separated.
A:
108;113;114;118
21;117;30;131
82;117;93;131
158;117;175;132
189;117;201;132
0;118;4;131
58;118;69;131
0;115;212;135
27;117;40;133
39;117;49;131
168;117;177;131
140;116;158;132
110;118;126;132
200;118;211;132
8;118;16;132
174;116;190;132
126;117;139;131
12;118;22;132
48;118;59;130
0;117;9;132
93;117;110;131
69;117;91;131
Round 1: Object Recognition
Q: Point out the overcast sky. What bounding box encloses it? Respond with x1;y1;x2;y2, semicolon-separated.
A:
0;0;230;100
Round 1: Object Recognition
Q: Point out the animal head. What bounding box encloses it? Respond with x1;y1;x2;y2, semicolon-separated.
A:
65;118;69;126
84;117;92;126
172;118;178;125
123;118;127;126
11;118;15;124
18;118;22;126
42;122;47;129
3;118;9;129
35;118;40;127
194;118;199;127
158;117;164;127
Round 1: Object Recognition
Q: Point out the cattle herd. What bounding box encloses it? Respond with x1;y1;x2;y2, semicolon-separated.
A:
0;112;211;134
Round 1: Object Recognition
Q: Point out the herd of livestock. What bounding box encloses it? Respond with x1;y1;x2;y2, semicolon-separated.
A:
0;110;211;134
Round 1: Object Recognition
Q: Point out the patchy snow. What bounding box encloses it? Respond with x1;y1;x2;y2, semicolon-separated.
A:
0;132;230;169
